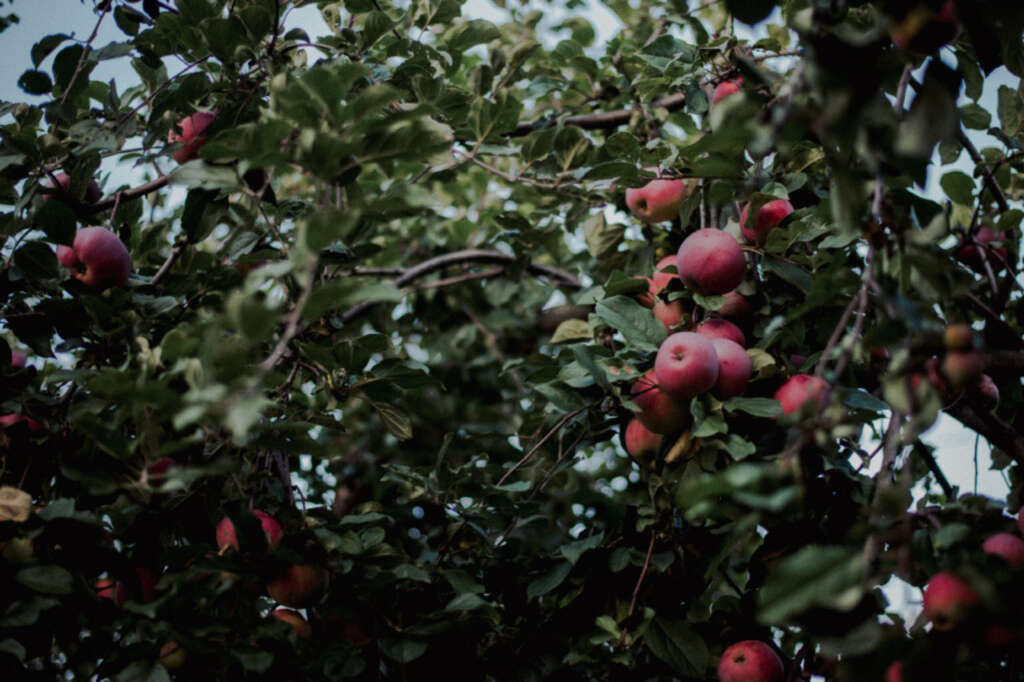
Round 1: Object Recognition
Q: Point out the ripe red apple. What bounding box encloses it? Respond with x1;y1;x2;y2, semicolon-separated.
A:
717;640;784;682
216;509;283;553
941;350;983;389
146;456;176;486
982;532;1024;567
886;661;903;682
677;229;746;296
630;370;691;434
889;0;959;55
956;226;1008;272
272;608;313;639
712;78;743;106
710;338;752;399
95;578;126;606
625;179;686;224
696;318;746;347
922;572;980;631
774;374;828;416
739;199;794;246
9;350;26;368
717;290;752;320
972;374;999;410
652;299;687;331
159;641;186;670
43;173;102;205
624;418;664;459
57;227;131;289
654;332;719;400
0;413;43;431
266;563;329;608
169;111;216;164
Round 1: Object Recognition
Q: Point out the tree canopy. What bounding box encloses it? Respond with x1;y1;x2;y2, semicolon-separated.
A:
2;0;1024;680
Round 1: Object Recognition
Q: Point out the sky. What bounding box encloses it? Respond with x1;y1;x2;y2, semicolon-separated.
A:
1;0;1021;628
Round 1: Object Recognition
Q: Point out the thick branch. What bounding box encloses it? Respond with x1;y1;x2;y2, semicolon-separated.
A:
89;175;171;213
945;400;1024;467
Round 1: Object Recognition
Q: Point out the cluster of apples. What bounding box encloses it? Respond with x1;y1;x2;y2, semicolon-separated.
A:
43;111;216;291
886;509;1024;681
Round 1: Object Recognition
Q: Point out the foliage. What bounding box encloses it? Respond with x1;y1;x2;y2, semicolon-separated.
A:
2;0;1024;680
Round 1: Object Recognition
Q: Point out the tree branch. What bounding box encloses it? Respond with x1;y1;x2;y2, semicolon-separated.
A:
945;399;1024;467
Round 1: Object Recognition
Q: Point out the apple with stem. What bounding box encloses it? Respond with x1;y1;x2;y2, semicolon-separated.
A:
57;227;131;289
654;332;719;400
922;571;979;631
625;179;686;224
774;374;828;416
630;370;691;435
170;111;216;164
889;0;959;55
710;338;752;399
677;229;746;296
717;640;784;682
740;199;794;246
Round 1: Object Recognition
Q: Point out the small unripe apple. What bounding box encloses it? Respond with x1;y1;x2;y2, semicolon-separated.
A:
941;350;983;389
630;370;691;435
654;332;719;400
169;111;216;164
922;571;979;631
739;199;794;246
886;661;903;682
956;226;1008;272
625;179;686;224
774;374;828;416
266;563;329;608
717;640;784;682
889;0;960;55
677;229;746;296
158;641;186;670
216;510;283;553
943;324;974;351
696;318;746;347
710;338;752;399
624;418;664;460
57;227;132;289
712;78;743;106
43;173;102;205
982;532;1024;567
272;608;313;639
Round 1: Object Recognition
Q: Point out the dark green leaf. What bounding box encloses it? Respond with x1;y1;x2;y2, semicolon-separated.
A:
527;562;571;600
594;296;666;351
15;565;74;595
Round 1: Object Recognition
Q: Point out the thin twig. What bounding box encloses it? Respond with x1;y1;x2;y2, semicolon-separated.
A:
149;245;184;286
617;532;656;647
258;262;318;373
496;408;586;487
59;3;109;106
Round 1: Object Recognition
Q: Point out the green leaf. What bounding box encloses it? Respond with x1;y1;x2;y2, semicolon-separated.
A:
757;546;865;625
14;241;60;280
940;171;975;205
644;617;709;676
550;319;591;343
594;296;666;351
379;639;428;663
527;562;572;600
582;213;625;259
764;256;812;293
960;103;991;130
0;597;60;627
373;402;413;441
723;397;783;418
231;650;274;673
115;661;171;682
0;638;25;662
445;592;487;611
18;69;52;95
560;532;604;565
838;388;888;413
16;565;74;595
31;34;69;67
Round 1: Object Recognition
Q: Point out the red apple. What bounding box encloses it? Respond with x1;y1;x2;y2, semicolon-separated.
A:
0;414;43;431
272;608;313;639
43;173;102;205
739;199;794;246
652;299;687;331
135;567;159;603
625;179;686;224
9;351;26;368
941;350;983;389
956;226;1008;272
57;227;131;289
630;370;691;435
922;572;980;631
886;661;903;682
677;229;746;296
654;332;719;400
982;532;1024;567
710;338;752;399
889;0;960;55
266;563;329;608
169;111;216;164
774;374;828;416
158;641;186;670
717;290;752;320
697;318;746;347
95;578;126;606
216;509;283;553
624;418;664;459
712;78;743;106
717;640;784;682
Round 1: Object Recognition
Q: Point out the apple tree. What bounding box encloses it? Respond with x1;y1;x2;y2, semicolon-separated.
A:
2;0;1024;680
